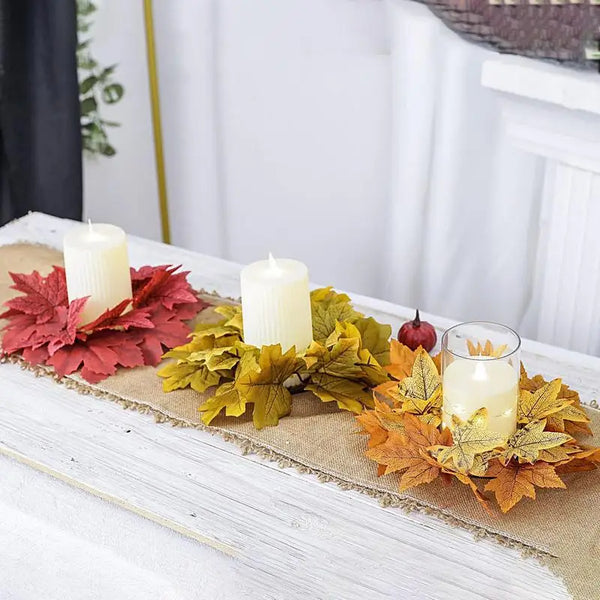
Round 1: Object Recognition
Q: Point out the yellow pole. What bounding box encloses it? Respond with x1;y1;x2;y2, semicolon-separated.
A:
143;0;171;244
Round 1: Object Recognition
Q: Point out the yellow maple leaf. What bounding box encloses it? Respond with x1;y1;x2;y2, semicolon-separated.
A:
501;420;571;464
467;339;508;357
434;408;506;473
310;287;362;344
306;372;372;413
484;460;565;513
213;304;243;333
397;347;442;415
199;382;247;425
353;317;391;366
304;338;363;379
234;345;303;429
518;379;572;423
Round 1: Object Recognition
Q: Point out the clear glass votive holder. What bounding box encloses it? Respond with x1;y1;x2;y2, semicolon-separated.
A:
441;321;521;437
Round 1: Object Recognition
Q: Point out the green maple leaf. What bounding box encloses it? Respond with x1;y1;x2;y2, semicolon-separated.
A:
235;345;303;429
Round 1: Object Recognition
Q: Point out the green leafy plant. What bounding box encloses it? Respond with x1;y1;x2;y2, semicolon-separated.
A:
77;0;125;156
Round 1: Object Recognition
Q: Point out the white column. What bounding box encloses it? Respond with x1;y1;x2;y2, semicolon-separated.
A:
483;57;600;355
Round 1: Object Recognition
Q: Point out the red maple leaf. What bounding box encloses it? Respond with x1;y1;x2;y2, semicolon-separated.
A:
131;265;198;310
1;262;207;383
132;304;192;366
78;299;153;336
0;267;68;323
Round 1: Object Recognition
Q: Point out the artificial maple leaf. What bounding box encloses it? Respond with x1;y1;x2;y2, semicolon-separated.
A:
431;352;442;375
158;361;221;393
373;404;407;434
366;415;450;491
385;340;418;381
366;430;442;491
538;444;580;463
134;305;193;366
46;330;144;384
0;267;68;323
546;404;591;433
467;339;507;358
374;379;400;399
352;317;391;366
501;420;571;464
320;321;389;386
396;347;442;415
356;409;389;449
306;372;373;413
434;408;506;473
484;460;565;513
213;304;243;333
518;379;572;423
304;338;363;379
357;348;390;387
554;446;600;474
131;264;199;310
78;300;154;335
519;367;592;435
310;287;362;344
199;381;248;425
234;345;303;429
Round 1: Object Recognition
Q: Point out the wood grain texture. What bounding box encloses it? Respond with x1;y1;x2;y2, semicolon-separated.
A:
1;213;592;600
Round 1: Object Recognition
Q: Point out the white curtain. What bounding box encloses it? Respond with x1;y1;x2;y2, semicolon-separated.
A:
381;0;544;337
87;0;545;339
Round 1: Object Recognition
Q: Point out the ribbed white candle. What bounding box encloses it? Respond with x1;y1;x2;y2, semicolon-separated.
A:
63;222;133;324
241;254;313;352
442;358;518;437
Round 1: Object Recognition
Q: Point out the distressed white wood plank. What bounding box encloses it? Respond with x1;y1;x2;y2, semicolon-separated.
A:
0;213;590;599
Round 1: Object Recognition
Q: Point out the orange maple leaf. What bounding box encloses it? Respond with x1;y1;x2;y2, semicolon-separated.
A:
484;460;565;513
555;446;600;474
385;340;418;381
365;414;451;492
356;410;388;449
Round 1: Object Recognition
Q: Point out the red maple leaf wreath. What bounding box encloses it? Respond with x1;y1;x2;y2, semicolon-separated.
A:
0;265;209;383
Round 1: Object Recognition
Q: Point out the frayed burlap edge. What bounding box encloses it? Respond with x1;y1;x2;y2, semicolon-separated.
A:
1;352;556;564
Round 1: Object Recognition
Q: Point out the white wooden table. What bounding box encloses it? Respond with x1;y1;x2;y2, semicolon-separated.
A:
3;213;597;600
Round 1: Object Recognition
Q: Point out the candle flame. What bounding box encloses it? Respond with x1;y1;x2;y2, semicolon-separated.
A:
473;361;488;382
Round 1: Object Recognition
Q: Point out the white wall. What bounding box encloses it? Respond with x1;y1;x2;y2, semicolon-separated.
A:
83;0;390;295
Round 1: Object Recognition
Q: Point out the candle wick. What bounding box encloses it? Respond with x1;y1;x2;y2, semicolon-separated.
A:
268;252;279;271
88;218;94;233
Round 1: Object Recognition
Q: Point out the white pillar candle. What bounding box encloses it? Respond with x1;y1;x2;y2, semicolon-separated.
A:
442;358;518;437
241;254;313;352
63;222;133;324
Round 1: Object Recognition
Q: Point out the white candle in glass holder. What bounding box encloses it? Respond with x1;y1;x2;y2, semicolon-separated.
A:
63;222;133;324
241;254;313;352
442;358;518;437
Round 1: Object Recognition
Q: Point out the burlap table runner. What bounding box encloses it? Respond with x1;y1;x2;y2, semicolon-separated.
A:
1;243;599;600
